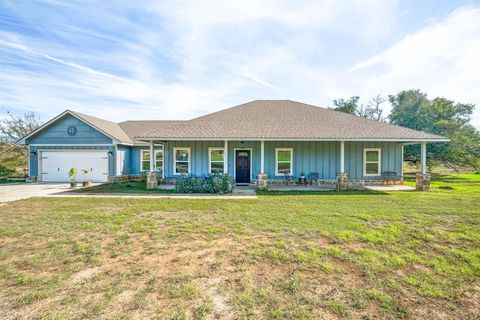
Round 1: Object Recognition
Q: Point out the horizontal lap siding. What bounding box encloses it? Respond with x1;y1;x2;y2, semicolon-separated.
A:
26;114;112;145
29;145;115;177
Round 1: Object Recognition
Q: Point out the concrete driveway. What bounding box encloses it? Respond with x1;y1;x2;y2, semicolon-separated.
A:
0;183;73;202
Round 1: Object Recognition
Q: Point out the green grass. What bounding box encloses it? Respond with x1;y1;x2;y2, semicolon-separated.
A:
71;181;176;193
0;173;479;319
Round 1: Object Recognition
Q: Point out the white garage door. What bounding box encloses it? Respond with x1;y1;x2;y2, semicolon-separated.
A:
40;151;109;182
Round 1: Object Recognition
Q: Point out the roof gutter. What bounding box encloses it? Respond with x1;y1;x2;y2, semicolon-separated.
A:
134;137;450;143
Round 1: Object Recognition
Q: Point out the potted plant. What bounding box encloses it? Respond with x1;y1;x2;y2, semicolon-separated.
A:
68;168;77;188
81;168;92;187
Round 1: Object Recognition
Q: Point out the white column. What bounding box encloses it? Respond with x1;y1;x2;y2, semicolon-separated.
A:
224;140;228;174
260;140;265;173
340;140;345;173
149;140;155;173
421;142;427;174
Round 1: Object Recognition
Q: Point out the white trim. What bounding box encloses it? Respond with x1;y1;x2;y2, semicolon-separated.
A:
136;137;450;143
173;147;191;175
275;148;293;176
421;142;427;174
340;141;345;173
233;148;253;181
140;149;164;173
363;148;382;176
224;140;228;174
260;140;265;173
401;144;404;178
18;110;133;145
208;147;225;174
36;149;108;152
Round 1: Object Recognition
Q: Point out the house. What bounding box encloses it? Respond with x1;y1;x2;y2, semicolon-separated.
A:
19;100;448;188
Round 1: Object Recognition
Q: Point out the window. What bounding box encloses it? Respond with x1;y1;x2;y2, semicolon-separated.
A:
209;148;225;174
140;149;163;172
275;148;293;175
174;148;190;174
363;148;381;176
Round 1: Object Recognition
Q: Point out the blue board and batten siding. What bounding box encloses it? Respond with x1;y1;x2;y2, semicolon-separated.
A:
26;114;112;145
125;140;402;180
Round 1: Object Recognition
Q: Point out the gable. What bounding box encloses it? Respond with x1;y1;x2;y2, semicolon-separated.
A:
25;114;113;145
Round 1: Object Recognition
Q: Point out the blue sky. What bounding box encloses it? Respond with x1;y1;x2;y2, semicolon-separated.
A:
1;0;479;128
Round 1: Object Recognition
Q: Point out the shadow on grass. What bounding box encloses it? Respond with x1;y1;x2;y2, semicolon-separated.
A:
66;181;176;194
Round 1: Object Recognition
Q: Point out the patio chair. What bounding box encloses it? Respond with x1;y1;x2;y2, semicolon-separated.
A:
283;173;295;186
381;171;399;185
307;172;319;185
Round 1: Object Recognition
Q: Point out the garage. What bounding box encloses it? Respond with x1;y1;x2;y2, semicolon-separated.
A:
40;151;109;182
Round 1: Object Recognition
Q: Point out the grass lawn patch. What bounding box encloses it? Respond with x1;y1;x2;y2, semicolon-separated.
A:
71;181;176;194
0;174;479;319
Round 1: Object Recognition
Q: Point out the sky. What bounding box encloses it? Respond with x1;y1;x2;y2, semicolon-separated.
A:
0;0;479;128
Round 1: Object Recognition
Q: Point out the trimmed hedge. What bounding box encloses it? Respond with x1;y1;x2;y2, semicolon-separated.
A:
175;174;234;194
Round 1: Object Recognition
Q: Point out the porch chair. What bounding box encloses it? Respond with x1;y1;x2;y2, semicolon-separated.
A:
283;173;295;186
307;172;319;185
381;171;399;185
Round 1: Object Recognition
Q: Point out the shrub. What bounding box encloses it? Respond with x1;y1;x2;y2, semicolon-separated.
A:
175;174;234;194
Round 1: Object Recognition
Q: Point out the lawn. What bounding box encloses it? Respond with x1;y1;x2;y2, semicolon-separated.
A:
0;174;479;319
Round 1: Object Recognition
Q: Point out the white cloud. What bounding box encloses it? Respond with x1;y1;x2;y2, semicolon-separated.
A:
349;5;480;128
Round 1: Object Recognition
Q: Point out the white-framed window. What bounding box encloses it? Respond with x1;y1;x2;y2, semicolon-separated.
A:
209;148;225;174
173;147;191;174
275;148;293;175
363;148;381;176
140;149;163;172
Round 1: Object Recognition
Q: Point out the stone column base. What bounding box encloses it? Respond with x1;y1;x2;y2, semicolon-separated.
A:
257;173;268;189
146;172;158;189
336;173;349;191
416;172;430;191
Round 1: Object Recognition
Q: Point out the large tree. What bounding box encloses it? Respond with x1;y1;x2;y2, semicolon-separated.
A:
389;90;480;170
0;111;42;177
331;95;386;121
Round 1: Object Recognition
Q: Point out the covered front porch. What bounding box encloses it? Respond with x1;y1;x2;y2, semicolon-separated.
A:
140;138;432;191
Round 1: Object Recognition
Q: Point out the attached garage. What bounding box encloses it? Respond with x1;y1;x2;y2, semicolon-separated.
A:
40;151;109;182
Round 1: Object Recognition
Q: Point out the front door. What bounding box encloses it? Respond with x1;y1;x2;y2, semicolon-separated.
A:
235;150;251;184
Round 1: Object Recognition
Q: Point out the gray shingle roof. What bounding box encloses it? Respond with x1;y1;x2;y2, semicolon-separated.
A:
131;100;447;141
70;110;134;144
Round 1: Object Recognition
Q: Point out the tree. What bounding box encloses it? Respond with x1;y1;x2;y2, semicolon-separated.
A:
0;111;42;144
0;111;42;177
332;95;386;121
389;90;480;171
331;96;359;114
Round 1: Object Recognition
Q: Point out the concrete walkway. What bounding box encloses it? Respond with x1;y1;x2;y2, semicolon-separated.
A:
363;185;415;191
0;183;73;202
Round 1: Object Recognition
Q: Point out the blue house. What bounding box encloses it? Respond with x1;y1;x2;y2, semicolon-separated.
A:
19;100;448;186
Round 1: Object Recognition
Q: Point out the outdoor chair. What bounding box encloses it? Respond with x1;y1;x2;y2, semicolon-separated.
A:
381;171;399;185
307;172;319;185
283;173;295;186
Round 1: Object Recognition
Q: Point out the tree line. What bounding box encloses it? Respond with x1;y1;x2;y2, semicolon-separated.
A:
331;89;480;171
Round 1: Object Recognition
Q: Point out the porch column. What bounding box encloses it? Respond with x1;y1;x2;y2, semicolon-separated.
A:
257;140;267;189
149;140;155;173
224;140;228;174
416;141;430;191
260;140;265;173
420;142;427;174
340;140;345;173
146;140;158;189
337;140;348;191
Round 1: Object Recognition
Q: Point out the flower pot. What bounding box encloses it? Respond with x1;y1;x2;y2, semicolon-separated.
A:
82;181;93;187
70;182;77;188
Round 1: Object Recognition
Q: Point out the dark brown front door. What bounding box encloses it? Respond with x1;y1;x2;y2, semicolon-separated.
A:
235;150;250;183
